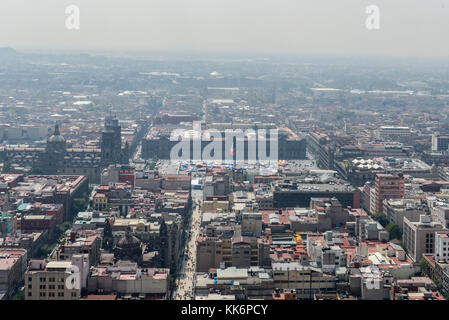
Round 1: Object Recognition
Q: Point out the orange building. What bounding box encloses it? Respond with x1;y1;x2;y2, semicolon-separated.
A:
374;173;404;214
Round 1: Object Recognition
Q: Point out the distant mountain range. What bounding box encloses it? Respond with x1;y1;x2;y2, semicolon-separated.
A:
0;47;17;56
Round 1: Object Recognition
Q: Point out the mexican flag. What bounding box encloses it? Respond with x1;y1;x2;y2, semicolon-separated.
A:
230;143;235;157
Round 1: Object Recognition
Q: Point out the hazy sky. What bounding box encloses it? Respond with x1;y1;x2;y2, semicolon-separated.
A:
1;0;449;57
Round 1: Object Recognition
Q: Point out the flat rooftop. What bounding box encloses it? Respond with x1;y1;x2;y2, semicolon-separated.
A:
274;182;355;193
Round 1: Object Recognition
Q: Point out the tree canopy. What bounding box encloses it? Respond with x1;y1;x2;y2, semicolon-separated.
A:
386;223;402;240
372;213;389;228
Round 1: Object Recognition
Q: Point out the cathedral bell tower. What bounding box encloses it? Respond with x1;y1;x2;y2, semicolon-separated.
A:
45;124;67;174
100;115;122;166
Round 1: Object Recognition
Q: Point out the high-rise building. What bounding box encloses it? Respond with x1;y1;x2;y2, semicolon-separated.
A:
378;126;411;139
373;173;404;214
25;255;88;300
432;134;449;152
435;231;449;262
383;199;426;231
403;215;446;262
0;249;27;299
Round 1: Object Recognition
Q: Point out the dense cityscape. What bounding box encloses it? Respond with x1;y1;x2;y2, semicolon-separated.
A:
0;47;449;302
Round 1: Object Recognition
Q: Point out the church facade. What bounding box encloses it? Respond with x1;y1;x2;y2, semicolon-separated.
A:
0;116;129;184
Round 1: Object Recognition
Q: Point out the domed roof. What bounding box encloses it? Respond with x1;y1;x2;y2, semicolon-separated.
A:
117;232;140;248
48;135;65;143
48;124;66;143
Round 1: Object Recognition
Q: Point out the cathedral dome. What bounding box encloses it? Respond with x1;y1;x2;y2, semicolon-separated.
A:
116;232;141;249
114;227;143;264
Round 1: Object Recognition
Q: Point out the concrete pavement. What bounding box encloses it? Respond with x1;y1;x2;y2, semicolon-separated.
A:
173;188;203;300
